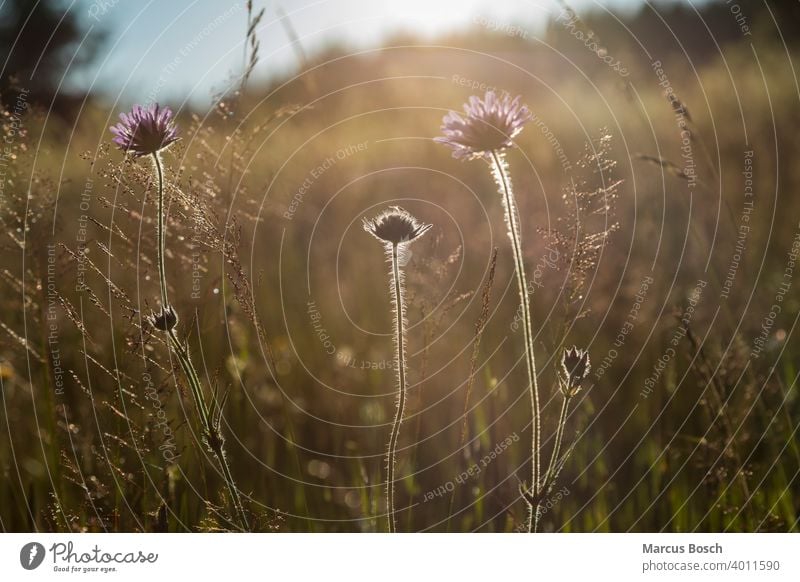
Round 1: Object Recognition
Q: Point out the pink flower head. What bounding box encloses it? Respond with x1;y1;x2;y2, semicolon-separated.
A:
435;91;531;160
110;103;180;157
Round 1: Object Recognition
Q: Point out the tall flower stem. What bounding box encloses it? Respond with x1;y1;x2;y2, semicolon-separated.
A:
363;207;429;533
386;242;407;533
152;154;169;308
489;150;541;532
151;153;249;531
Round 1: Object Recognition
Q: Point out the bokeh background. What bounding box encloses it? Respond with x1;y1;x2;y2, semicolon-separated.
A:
1;0;799;532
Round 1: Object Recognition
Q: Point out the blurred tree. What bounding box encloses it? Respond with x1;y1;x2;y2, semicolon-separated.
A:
0;0;105;113
546;0;800;65
756;0;800;43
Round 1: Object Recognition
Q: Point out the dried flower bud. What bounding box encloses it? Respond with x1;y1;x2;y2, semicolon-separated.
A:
560;346;590;397
362;206;432;246
147;305;179;331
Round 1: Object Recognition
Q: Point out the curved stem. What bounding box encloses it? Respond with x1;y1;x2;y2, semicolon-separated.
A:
544;395;570;491
168;329;249;531
150;153;248;531
489;150;541;532
212;438;250;532
534;394;570;532
386;242;407;533
167;331;210;422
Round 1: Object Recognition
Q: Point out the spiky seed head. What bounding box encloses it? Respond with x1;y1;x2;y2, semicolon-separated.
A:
110;103;180;157
147;305;179;331
560;346;591;397
435;90;531;160
362;206;432;246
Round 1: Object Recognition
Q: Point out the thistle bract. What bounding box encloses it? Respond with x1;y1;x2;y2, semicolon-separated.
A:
147;305;179;331
362;206;432;246
560;346;591;397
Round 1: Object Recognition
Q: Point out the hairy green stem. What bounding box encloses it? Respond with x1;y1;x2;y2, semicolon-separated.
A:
544;395;570;490
489;150;541;533
167;330;248;530
151;153;249;530
536;394;570;532
386;242;407;533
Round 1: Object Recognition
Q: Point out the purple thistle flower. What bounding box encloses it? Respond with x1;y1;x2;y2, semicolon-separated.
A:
110;103;180;157
435;90;531;160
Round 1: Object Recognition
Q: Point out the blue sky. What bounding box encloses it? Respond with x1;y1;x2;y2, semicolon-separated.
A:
73;0;661;107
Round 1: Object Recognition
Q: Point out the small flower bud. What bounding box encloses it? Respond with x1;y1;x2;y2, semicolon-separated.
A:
147;305;179;331
362;206;432;246
560;346;590;397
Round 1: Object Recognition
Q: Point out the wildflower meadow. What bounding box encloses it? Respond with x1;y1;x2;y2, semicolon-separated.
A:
1;0;799;552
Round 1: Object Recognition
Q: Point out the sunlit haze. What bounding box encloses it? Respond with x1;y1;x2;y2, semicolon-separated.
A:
79;0;651;106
